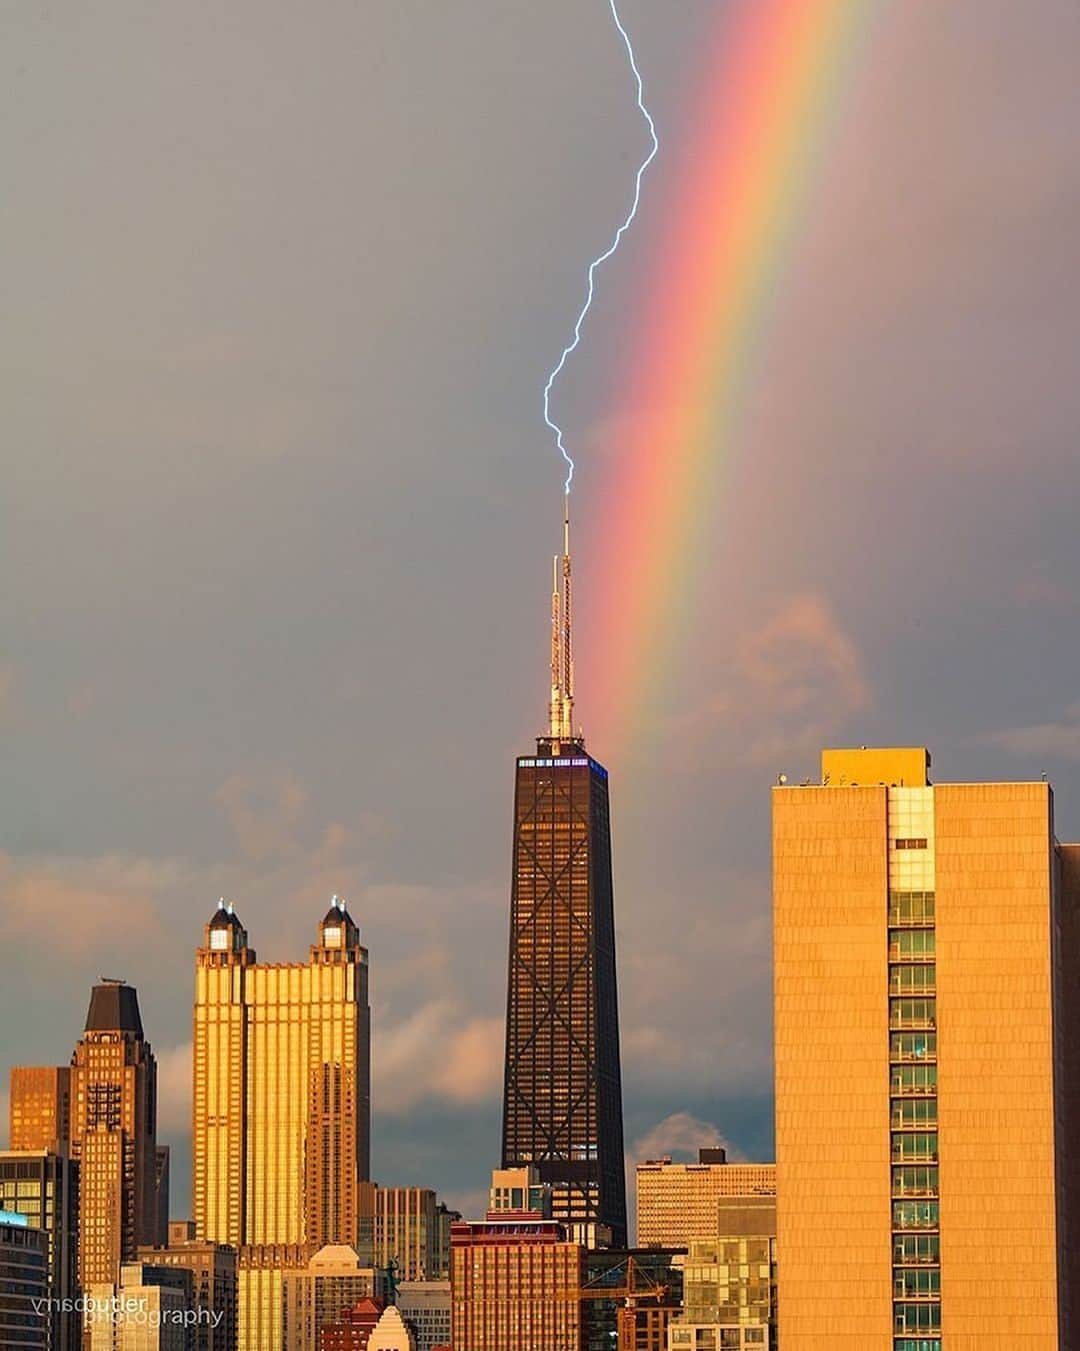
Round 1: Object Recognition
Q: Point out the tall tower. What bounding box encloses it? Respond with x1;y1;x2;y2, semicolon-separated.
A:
500;503;627;1248
193;896;371;1351
773;747;1080;1349
69;980;159;1288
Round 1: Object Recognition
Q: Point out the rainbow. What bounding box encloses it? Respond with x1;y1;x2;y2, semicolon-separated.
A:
585;0;880;753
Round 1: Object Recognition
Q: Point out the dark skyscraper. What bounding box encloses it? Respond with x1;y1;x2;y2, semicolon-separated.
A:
501;507;627;1248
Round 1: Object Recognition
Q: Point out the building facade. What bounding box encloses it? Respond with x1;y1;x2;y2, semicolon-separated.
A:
70;981;159;1289
367;1307;415;1351
0;1150;80;1351
395;1281;450;1351
635;1153;776;1251
8;1067;71;1154
0;1211;49;1350
87;1261;194;1351
138;1236;237;1351
450;1218;583;1351
281;1245;382;1351
372;1188;436;1283
500;511;626;1248
193;898;371;1351
774;746;1080;1348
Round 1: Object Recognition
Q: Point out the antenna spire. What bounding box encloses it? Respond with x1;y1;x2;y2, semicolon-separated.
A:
548;491;575;740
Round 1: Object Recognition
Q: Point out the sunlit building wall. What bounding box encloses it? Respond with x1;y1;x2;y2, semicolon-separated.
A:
774;747;1079;1349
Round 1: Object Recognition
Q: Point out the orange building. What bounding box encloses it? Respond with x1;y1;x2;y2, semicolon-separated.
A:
450;1218;583;1351
774;747;1080;1349
8;1067;71;1154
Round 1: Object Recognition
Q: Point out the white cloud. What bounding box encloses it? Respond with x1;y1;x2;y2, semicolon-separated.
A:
982;705;1080;762
629;1111;743;1166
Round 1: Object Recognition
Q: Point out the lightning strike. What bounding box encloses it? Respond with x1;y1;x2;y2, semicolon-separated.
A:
543;0;658;496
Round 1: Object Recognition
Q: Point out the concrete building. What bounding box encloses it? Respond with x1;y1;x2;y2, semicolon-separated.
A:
636;1152;776;1251
774;746;1080;1348
0;1150;80;1351
138;1235;237;1351
88;1261;195;1351
70;981;159;1288
395;1282;450;1351
281;1244;383;1351
193;898;371;1351
450;1217;583;1351
0;1209;49;1350
8;1066;71;1153
487;1165;552;1218
431;1205;458;1282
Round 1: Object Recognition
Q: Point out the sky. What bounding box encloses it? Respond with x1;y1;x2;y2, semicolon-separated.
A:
3;0;1080;1224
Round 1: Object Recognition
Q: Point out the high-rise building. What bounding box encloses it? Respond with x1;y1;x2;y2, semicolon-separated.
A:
395;1281;450;1351
450;1216;583;1351
9;1066;71;1153
501;507;626;1247
0;1150;81;1351
193;897;371;1351
773;747;1080;1349
635;1152;776;1251
281;1245;383;1351
0;1209;49;1350
70;980;159;1289
138;1235;238;1351
372;1188;436;1283
87;1260;194;1351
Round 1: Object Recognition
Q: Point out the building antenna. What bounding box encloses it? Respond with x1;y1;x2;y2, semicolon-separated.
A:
548;494;575;740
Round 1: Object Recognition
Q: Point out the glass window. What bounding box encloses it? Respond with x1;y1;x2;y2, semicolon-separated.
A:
890;965;936;995
891;1132;938;1162
889;892;936;926
892;1063;937;1094
890;999;936;1030
893;1233;939;1264
891;1033;936;1062
892;1166;939;1197
889;929;936;960
892;1098;938;1128
893;1200;939;1230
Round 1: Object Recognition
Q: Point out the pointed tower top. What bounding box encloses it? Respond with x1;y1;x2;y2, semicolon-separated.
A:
547;493;576;743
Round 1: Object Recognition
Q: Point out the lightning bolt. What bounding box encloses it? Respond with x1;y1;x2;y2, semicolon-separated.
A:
543;0;658;495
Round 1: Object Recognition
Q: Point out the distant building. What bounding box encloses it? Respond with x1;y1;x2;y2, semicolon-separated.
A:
373;1188;436;1283
581;1249;683;1351
395;1281;450;1351
431;1206;458;1282
138;1234;237;1351
8;1066;71;1153
70;981;159;1288
0;1210;49;1350
317;1296;384;1351
87;1260;194;1351
667;1195;776;1350
500;517;627;1249
0;1150;80;1351
281;1244;383;1351
487;1166;551;1218
193;898;371;1351
635;1153;776;1251
450;1217;583;1351
774;746;1080;1348
155;1147;171;1248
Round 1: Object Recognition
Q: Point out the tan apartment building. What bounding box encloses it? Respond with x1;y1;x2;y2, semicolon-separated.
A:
774;746;1080;1349
636;1150;776;1250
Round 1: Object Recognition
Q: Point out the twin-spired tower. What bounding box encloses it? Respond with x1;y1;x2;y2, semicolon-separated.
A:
500;506;628;1248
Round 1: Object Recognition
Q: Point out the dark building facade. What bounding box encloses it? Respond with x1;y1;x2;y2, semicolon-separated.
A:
0;1213;49;1350
0;1151;80;1351
500;510;626;1248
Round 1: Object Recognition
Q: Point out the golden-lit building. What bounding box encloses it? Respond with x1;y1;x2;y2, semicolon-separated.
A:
193;896;371;1351
8;1066;71;1154
774;747;1080;1349
69;981;159;1289
636;1151;776;1251
450;1217;583;1351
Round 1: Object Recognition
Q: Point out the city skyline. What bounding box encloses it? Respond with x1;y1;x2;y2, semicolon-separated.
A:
4;0;1080;1223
